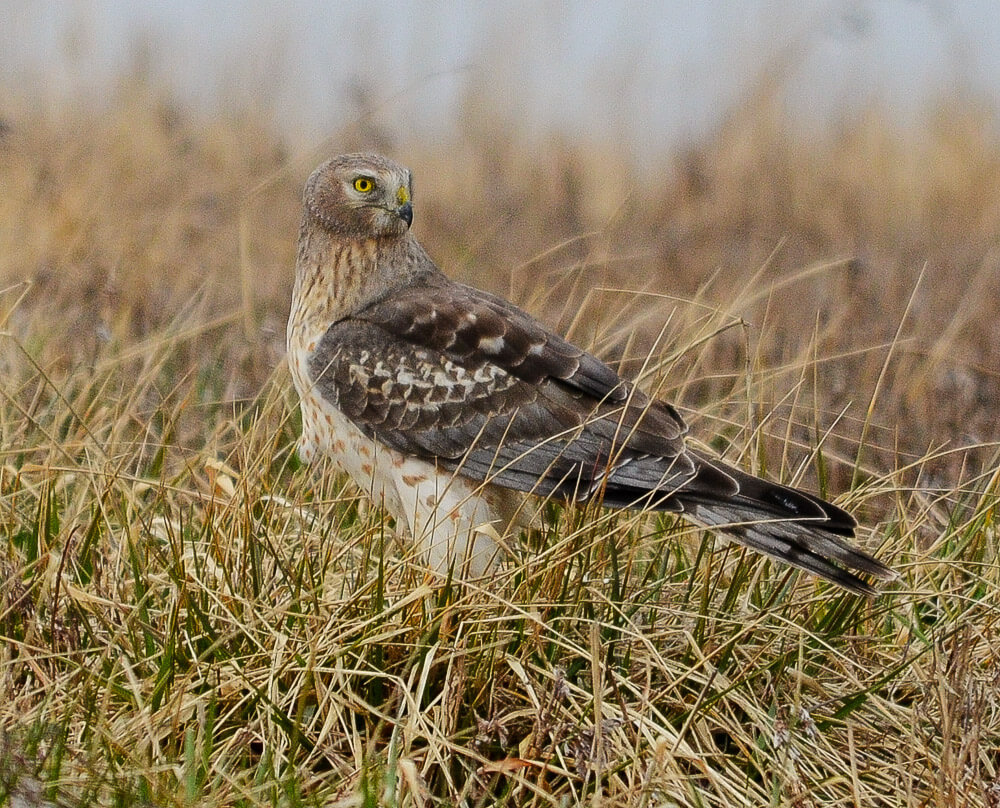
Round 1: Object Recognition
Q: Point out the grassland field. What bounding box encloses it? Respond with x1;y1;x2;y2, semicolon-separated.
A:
1;77;999;806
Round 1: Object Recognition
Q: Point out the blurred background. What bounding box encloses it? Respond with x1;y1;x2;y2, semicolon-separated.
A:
2;0;999;488
6;1;1000;153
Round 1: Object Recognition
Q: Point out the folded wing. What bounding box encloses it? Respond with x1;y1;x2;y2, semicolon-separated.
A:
307;276;894;594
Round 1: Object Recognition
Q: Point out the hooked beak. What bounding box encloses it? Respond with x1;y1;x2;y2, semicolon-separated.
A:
397;201;413;228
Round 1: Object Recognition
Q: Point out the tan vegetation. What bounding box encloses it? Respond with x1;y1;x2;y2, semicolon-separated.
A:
1;76;999;806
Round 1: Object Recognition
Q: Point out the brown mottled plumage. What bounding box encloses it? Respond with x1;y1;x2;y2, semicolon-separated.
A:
287;152;895;594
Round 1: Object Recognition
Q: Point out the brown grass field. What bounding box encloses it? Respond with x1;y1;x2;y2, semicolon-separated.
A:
1;76;1000;806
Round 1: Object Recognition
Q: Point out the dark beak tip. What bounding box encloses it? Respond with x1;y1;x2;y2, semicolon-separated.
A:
398;202;413;227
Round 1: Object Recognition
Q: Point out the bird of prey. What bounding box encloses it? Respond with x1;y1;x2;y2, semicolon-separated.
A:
287;152;894;595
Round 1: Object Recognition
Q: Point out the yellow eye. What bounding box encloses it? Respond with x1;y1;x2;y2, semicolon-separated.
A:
353;177;374;193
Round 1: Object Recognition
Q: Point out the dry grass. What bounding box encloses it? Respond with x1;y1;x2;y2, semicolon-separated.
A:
1;77;1000;806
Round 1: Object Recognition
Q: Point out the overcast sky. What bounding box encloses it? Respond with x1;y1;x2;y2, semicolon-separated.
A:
4;1;998;153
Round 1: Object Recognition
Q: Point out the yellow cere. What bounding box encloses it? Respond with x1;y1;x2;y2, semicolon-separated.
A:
353;177;374;193
396;186;410;205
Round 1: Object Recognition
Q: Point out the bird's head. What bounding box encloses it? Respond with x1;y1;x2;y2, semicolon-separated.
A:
303;153;414;239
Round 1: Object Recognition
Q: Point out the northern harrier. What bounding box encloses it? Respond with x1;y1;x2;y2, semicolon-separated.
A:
287;153;894;594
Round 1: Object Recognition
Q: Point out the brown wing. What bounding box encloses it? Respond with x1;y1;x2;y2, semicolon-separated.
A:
307;274;895;595
307;277;736;505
